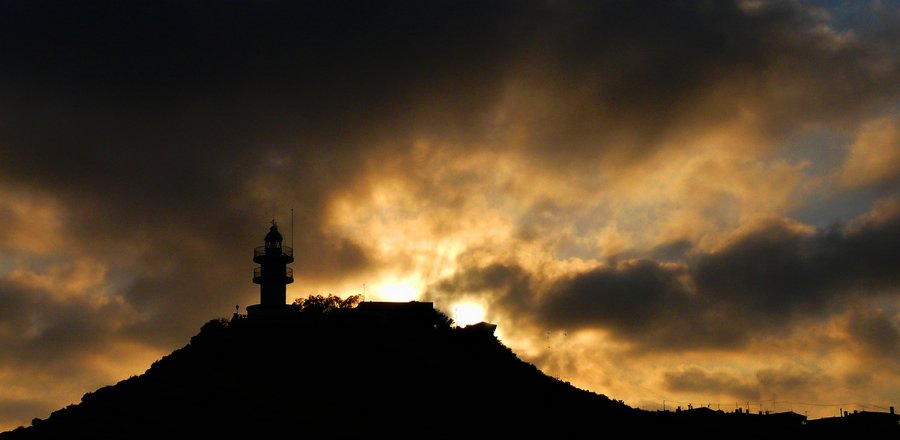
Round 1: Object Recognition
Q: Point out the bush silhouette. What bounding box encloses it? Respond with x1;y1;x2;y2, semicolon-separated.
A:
292;294;361;315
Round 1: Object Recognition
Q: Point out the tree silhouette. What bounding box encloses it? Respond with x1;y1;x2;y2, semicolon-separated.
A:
292;294;361;316
430;308;454;331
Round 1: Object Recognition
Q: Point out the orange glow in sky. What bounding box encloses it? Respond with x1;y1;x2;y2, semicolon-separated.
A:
451;302;486;327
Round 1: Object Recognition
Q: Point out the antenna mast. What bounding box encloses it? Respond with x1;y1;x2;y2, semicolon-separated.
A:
291;208;294;250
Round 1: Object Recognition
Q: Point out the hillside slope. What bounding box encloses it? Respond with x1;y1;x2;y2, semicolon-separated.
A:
2;310;632;438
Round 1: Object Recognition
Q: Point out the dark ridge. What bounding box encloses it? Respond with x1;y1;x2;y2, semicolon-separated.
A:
2;305;896;438
1;306;631;439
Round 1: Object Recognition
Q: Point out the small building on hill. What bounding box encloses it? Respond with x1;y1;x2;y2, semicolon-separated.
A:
460;321;497;336
353;301;437;331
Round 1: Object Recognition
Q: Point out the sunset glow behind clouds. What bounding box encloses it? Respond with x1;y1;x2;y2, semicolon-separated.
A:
0;0;898;430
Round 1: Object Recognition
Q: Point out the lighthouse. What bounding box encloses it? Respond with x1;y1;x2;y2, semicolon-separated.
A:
247;220;295;319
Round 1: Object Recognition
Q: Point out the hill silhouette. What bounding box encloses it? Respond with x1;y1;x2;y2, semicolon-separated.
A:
2;301;897;438
1;302;634;438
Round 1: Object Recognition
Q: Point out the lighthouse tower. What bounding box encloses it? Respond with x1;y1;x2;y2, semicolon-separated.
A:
247;220;295;319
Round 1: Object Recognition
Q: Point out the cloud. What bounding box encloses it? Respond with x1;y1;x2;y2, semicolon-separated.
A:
663;365;828;402
541;260;708;343
0;399;55;429
0;0;895;290
841;115;900;190
845;307;900;358
0;266;138;366
755;366;826;396
471;200;900;350
0;268;158;431
426;194;900;353
664;367;760;400
429;261;535;316
1;1;896;194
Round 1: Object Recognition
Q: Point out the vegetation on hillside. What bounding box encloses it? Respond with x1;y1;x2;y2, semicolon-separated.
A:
292;293;361;314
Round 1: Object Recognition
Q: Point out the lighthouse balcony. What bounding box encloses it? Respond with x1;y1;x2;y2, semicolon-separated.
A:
254;245;293;258
252;266;294;284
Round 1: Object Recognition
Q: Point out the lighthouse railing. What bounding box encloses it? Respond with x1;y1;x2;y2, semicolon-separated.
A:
254;245;293;258
253;266;294;279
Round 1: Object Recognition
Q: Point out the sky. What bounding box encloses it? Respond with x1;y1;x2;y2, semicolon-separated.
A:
0;0;898;429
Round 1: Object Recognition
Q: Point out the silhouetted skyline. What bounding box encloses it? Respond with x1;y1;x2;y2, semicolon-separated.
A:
0;0;898;430
3;302;896;437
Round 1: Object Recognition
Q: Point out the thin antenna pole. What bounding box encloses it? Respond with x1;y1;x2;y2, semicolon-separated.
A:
291;208;294;250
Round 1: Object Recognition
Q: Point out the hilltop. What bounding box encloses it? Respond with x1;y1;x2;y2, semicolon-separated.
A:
1;302;633;438
2;301;896;438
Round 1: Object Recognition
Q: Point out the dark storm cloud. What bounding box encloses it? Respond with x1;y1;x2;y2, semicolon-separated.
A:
0;274;150;428
846;307;900;358
540;259;749;348
0;0;895;259
693;215;900;317
664;367;760;400
0;275;129;367
2;0;897;212
0;0;528;289
493;209;900;350
664;365;826;400
543;261;689;331
425;205;900;350
429;262;535;313
0;281;34;351
487;0;898;163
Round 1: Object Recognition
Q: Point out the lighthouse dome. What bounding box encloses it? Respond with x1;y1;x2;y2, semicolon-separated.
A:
264;224;283;242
